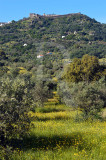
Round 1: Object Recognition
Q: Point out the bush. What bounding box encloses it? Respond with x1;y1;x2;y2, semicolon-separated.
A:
0;77;32;147
63;54;105;83
58;77;106;119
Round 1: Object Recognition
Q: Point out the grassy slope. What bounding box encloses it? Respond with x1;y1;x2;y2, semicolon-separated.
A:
9;104;106;160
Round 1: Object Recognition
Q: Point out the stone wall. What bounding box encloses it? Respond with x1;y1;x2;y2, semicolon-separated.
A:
29;12;81;19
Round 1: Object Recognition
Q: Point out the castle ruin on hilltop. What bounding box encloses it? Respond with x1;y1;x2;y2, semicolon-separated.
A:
29;13;39;18
29;12;81;18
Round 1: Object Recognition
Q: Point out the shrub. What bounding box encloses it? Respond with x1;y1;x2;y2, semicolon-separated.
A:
63;54;105;83
0;77;32;147
58;77;106;119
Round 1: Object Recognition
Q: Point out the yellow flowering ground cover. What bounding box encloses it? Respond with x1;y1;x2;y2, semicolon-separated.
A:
10;104;106;160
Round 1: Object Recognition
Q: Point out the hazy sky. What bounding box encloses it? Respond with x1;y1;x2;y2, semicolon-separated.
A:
0;0;106;23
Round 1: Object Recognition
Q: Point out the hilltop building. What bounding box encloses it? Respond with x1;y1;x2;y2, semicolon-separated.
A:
0;22;7;27
29;13;40;18
0;21;12;27
29;12;81;19
43;13;58;17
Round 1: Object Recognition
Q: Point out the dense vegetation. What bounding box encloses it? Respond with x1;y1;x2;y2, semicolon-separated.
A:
0;13;106;159
0;13;106;63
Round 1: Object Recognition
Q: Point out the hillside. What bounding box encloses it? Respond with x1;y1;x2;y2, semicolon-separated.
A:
0;13;106;160
0;13;106;63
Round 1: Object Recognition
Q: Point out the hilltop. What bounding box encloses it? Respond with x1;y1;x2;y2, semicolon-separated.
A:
29;12;81;18
0;12;106;63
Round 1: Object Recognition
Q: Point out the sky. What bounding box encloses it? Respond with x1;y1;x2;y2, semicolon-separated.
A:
0;0;106;23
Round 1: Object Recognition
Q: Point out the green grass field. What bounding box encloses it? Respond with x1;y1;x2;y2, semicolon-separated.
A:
9;104;106;160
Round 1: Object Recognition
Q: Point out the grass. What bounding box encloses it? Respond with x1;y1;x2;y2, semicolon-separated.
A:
3;104;106;160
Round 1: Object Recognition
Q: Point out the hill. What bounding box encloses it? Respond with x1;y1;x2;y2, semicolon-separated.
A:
0;14;106;159
0;13;106;63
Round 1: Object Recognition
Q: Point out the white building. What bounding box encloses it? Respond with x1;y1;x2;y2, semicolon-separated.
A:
37;55;44;58
23;44;27;47
62;36;65;38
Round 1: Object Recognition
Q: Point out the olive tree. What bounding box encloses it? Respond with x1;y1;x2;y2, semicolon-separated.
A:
58;77;106;119
33;81;49;107
0;77;33;146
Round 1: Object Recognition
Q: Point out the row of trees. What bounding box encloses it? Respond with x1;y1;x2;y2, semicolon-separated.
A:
0;52;106;158
59;54;106;119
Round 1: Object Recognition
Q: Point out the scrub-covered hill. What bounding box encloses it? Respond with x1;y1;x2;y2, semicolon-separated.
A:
0;12;106;63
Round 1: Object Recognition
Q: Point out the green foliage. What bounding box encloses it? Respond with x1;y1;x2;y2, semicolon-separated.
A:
63;54;105;83
0;13;106;159
72;82;105;119
0;50;8;60
81;54;99;81
0;14;106;62
58;77;106;119
0;66;8;76
0;76;32;147
33;81;50;107
9;67;20;77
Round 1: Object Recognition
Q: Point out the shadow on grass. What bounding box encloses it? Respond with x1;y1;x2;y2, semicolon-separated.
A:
10;132;93;151
36;107;65;113
33;116;71;122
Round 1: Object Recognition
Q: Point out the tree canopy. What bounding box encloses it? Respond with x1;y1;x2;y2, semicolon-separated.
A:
63;54;106;83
